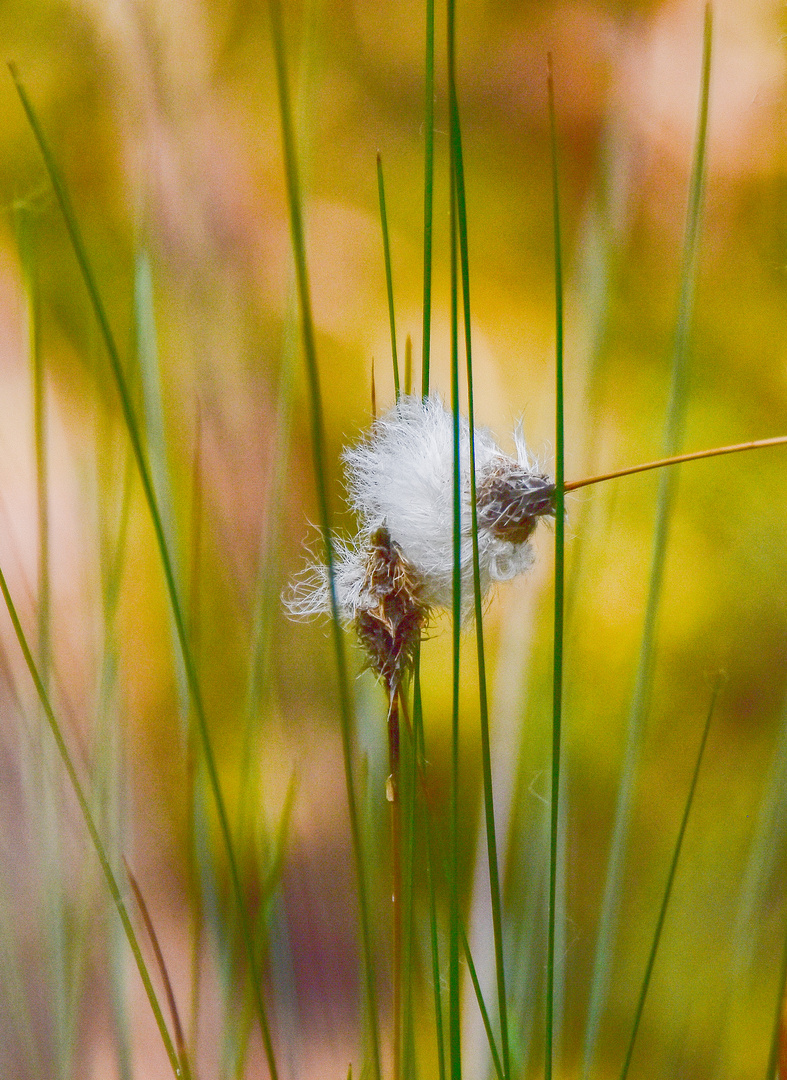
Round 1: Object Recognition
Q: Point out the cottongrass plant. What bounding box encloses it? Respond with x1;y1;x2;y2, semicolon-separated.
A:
286;394;556;676
3;2;787;1080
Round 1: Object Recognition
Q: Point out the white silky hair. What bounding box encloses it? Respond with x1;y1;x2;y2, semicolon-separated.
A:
344;394;538;609
286;394;546;621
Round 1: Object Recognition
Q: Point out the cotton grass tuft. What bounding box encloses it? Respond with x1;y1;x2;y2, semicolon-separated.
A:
286;394;555;687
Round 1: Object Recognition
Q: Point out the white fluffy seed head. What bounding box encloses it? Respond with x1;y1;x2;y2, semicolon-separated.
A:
343;394;553;609
285;394;555;628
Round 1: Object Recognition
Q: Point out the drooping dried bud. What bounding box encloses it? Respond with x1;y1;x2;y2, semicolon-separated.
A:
354;526;429;691
476;462;556;544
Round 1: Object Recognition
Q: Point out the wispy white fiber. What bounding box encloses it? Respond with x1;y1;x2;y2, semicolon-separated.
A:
286;394;554;624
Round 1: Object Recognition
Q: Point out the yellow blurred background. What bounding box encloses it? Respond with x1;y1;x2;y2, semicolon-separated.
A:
0;0;786;1077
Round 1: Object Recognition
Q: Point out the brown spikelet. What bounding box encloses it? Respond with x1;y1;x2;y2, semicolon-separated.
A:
476;461;556;544
354;525;429;691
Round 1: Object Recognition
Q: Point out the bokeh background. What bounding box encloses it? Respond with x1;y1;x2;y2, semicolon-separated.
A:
0;0;786;1077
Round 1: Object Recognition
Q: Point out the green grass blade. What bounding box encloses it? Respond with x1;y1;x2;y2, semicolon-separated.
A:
377;152;400;399
421;0;435;399
450;61;511;1080
401;690;417;1080
9;66;280;1078
13;206;50;683
96;440;136;1080
265;4;381;1076
581;11;712;1074
0;837;43;1077
133;251;188;714
619;675;722;1080
765;931;787;1080
0;564;183;1079
413;651;447;1080
546;55;566;1080
717;689;787;1073
447;2;462;1074
15;201;78;1080
459;915;506;1080
236;315;297;848
412;677;506;1079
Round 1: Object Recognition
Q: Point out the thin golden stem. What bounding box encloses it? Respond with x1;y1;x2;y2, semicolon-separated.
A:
565;435;787;493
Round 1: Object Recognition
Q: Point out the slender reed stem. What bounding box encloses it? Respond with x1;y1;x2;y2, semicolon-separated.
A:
766;924;787;1080
265;5;381;1077
421;0;435;398
0;565;183;1079
449;53;511;1079
618;675;722;1080
399;693;506;1080
448;1;462;1073
388;688;402;1080
413;652;447;1080
125;861;192;1080
546;53;565;1080
581;15;712;1074
9;65;275;1078
377;153;400;399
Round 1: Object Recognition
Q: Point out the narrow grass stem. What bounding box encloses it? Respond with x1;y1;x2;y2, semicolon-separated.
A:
401;687;418;1080
388;690;403;1080
450;61;511;1080
619;676;722;1080
765;922;787;1080
421;0;435;399
581;14;711;1073
448;2;462;1073
413;653;447;1080
400;691;506;1080
546;54;565;1080
0;564;183;1080
377;153;400;399
265;4;381;1077
10;66;280;1079
125;861;192;1080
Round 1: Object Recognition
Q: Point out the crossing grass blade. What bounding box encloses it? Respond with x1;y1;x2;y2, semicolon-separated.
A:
13;200;58;1080
0;563;183;1080
714;688;787;1074
133;251;188;713
447;0;462;1073
125;862;193;1080
449;50;511;1079
546;53;566;1080
619;675;722;1080
766;932;787;1080
0;869;42;1078
405;685;506;1079
377;152;400;399
581;10;713;1075
9;64;280;1080
421;0;435;399
265;3;382;1076
413;650;447;1080
96;439;136;1080
400;689;417;1080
